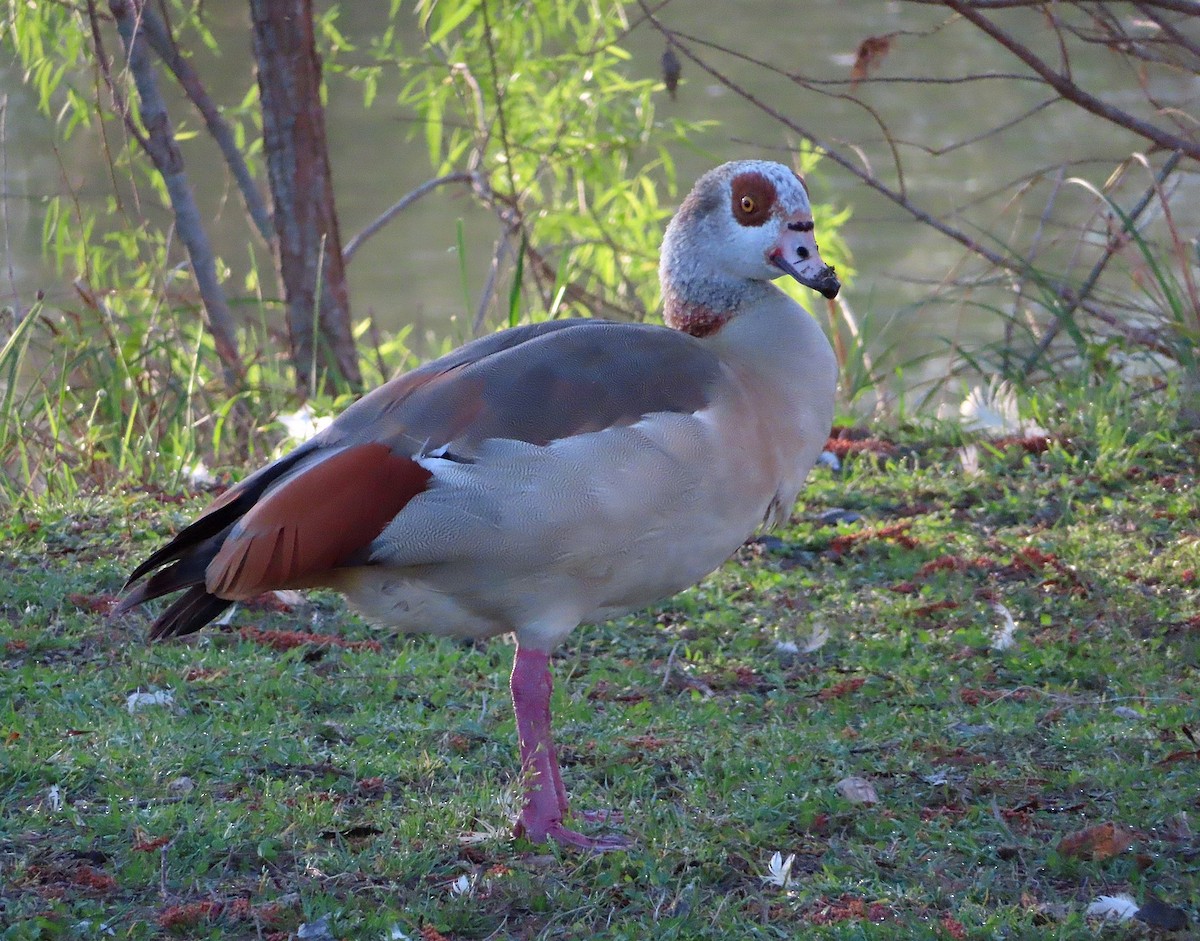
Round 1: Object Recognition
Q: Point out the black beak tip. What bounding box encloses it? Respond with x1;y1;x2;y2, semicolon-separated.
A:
771;255;841;299
814;266;840;299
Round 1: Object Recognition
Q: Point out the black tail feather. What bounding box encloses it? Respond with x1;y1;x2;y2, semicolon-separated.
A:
114;533;226;616
123;444;317;588
119;442;322;641
147;585;233;641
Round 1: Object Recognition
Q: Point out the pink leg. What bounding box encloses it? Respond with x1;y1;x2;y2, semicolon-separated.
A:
509;646;629;851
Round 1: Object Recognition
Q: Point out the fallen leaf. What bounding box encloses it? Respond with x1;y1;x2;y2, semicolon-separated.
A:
68;592;118;615
1057;821;1135;860
1157;748;1200;765
158;901;221;929
661;44;681;98
940;915;968;939
819;677;866;701
836;776;879;805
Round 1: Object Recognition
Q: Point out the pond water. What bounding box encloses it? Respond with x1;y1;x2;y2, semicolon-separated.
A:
2;2;1196;381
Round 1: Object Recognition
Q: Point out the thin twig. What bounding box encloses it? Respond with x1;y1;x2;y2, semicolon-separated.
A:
343;172;474;263
0;96;17;306
1135;3;1200;59
472;231;511;336
937;0;1200;160
637;2;1013;270
659;641;681;692
479;2;517;200
912;0;1200;12
86;0;150;152
1007;167;1064;366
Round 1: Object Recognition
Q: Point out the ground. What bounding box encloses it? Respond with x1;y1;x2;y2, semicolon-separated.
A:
1;419;1197;939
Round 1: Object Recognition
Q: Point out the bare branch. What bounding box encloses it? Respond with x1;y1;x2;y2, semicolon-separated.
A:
344;172;474;263
108;0;245;389
135;2;273;241
637;1;1014;271
1;96;17;307
86;0;149;152
904;0;1200;12
1136;3;1200;59
935;0;1200;159
472;231;511;336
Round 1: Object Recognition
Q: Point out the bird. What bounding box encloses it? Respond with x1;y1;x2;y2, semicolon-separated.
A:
116;159;840;851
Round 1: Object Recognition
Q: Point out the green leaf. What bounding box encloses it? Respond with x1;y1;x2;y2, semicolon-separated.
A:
427;0;480;44
508;236;526;329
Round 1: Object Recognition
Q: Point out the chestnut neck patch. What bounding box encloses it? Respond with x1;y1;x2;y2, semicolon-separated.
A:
663;292;733;338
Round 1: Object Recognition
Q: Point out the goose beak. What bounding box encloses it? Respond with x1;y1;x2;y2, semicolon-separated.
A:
772;254;840;299
770;215;840;299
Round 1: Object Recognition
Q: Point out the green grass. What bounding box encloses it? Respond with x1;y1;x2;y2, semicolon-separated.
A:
1;402;1198;939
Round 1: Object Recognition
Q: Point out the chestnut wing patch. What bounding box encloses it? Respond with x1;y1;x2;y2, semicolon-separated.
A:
207;442;432;600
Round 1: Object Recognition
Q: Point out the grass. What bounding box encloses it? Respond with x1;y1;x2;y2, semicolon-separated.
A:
1;395;1198;939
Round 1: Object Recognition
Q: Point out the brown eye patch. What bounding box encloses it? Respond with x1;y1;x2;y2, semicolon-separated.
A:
730;171;776;227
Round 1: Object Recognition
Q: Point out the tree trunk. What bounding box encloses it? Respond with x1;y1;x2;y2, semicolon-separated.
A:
249;0;361;394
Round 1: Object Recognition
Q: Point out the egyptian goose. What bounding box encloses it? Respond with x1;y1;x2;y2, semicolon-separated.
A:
117;160;840;850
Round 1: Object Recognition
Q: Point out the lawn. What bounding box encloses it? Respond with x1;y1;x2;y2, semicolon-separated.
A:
1;410;1197;939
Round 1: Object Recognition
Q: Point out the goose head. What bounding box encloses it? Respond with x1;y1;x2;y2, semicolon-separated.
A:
660;160;840;335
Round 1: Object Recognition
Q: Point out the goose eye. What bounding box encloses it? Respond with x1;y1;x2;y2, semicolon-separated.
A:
728;171;775;227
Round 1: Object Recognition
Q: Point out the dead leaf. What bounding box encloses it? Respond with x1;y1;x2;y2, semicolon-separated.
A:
850;35;894;90
132;833;171;852
1158;748;1200;765
836;775;879;805
68;592;118;615
819;677;865;701
1056;821;1135;861
661;44;681;99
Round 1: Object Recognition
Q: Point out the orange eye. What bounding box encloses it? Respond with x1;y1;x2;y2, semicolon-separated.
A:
740;195;755;213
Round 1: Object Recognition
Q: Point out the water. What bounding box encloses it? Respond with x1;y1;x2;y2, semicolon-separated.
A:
2;2;1196;372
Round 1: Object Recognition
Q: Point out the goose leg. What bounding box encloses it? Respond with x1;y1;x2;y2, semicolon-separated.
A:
509;645;629;851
